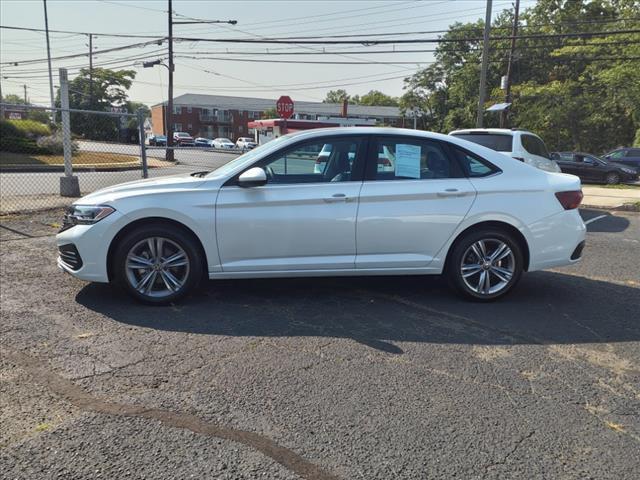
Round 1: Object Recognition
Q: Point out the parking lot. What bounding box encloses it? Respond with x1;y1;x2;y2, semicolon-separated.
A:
1;208;639;479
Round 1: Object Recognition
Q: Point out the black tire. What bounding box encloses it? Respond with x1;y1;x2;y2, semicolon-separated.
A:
605;172;620;185
446;228;524;302
113;223;203;305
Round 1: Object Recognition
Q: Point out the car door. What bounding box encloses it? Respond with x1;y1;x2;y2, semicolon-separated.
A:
624;149;640;172
216;135;366;272
355;136;477;269
557;153;580;176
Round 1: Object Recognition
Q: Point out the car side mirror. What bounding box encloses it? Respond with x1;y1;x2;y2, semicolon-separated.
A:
238;167;267;188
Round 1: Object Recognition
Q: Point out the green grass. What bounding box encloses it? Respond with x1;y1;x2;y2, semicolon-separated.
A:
0;151;139;167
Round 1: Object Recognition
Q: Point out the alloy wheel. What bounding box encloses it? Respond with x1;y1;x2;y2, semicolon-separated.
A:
125;237;190;298
460;238;516;296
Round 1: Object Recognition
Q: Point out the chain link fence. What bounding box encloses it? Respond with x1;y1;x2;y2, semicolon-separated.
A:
0;103;242;214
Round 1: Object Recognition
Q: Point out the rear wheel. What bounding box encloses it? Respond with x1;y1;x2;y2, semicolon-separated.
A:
447;229;524;301
605;172;620;185
113;224;203;305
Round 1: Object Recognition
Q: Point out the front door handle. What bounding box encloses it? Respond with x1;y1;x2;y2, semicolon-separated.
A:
324;193;349;203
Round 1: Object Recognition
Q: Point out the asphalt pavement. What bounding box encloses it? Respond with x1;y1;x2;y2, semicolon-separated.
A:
1;208;638;479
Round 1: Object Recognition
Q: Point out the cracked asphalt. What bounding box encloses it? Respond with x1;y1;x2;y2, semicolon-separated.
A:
1;208;639;479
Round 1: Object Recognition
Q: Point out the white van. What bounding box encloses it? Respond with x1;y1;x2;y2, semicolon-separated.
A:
449;128;561;173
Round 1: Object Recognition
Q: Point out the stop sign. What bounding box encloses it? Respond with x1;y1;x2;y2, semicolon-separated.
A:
276;95;294;119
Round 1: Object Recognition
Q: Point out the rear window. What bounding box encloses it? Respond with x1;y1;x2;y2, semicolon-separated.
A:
521;134;550;158
451;133;513;152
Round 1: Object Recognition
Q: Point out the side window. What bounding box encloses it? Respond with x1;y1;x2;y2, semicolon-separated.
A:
627;149;640;157
369;137;461;181
452;147;500;177
521;134;550;158
260;137;362;184
609;150;624;158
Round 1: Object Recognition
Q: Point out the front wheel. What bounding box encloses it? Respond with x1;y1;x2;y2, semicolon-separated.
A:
447;229;524;301
605;172;620;185
113;224;203;305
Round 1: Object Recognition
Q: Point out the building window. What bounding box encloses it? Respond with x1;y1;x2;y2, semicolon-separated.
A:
173;123;182;132
173;106;182;115
187;106;192;113
187;123;193;131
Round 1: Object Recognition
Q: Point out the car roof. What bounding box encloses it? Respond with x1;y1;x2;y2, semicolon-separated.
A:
449;128;519;135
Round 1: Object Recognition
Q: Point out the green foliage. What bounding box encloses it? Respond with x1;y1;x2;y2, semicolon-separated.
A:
0;136;48;154
261;107;277;118
4;119;51;138
55;67;136;141
1;94;53;123
323;89;350;103
401;0;640;152
354;90;399;106
635;129;640;147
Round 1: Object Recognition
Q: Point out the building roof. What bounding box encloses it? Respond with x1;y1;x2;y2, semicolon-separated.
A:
152;93;402;118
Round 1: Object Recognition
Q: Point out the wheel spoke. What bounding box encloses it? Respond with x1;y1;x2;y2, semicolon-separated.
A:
135;270;155;292
163;251;188;268
127;255;153;269
160;269;182;292
462;264;482;278
156;238;164;261
489;243;510;263
146;238;157;259
491;266;513;282
471;243;484;261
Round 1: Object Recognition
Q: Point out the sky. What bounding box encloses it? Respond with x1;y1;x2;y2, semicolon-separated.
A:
0;0;538;107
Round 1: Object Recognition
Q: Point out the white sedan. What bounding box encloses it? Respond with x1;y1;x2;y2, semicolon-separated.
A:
212;137;235;149
57;127;586;304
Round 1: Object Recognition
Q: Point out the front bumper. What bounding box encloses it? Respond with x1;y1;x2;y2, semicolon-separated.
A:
56;210;126;283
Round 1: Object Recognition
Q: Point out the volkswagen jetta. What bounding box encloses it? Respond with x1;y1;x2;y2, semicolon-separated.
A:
57;128;586;304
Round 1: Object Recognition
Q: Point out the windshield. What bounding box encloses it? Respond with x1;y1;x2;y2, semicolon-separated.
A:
451;133;513;152
206;135;290;178
176;133;190;137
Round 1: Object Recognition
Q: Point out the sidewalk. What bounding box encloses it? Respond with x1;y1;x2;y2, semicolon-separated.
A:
582;185;640;210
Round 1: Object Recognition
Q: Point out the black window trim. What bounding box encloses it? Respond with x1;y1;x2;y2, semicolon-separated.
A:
223;134;369;187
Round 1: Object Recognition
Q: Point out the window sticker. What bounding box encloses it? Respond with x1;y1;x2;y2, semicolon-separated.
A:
395;144;421;179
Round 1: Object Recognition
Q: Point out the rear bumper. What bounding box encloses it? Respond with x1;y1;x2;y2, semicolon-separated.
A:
527;208;586;271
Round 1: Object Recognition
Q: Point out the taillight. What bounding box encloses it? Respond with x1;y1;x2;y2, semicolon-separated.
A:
555;190;583;210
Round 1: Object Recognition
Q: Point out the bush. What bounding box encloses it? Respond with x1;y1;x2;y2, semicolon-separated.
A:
2;119;51;138
36;133;78;155
0;136;48;154
634;129;640;147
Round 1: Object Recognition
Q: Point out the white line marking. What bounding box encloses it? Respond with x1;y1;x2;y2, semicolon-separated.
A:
584;214;607;225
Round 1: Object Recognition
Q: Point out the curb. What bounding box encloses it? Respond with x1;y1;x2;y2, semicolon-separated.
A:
581;203;640;212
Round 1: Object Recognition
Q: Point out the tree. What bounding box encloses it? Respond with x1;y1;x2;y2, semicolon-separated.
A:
55;67;136;141
1;93;52;124
323;89;350;103
358;90;399;106
261;107;277;118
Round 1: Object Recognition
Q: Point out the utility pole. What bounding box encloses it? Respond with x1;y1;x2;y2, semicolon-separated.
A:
23;84;27;103
166;0;174;161
89;33;93;108
476;0;493;128
43;0;56;122
500;0;520;128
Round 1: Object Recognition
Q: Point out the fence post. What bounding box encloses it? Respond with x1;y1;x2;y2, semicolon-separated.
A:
137;108;148;178
58;68;80;197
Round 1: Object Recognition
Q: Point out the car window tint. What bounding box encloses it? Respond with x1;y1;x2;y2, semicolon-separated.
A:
452;147;500;177
628;149;640;157
262;138;361;184
451;133;513;152
369;138;461;181
521;134;550;158
608;150;624;158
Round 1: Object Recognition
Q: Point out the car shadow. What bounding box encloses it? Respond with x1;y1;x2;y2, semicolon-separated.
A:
76;271;640;354
580;208;631;233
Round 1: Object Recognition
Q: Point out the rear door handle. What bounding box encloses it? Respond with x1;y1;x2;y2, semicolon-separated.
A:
323;193;349;203
437;189;466;197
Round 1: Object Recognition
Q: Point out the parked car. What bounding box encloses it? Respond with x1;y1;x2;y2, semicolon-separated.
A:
603;147;640;173
212;138;235;149
551;152;638;184
236;137;257;150
194;137;213;147
57;127;585;305
147;134;166;146
173;132;195;146
449;128;561;173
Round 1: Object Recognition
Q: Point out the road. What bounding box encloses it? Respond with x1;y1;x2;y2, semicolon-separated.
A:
1;208;638;479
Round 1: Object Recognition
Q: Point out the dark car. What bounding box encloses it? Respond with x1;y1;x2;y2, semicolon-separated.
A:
147;134;167;146
551;151;638;184
173;132;195;147
604;147;640;173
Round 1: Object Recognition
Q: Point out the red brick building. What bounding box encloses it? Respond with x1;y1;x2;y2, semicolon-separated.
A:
150;94;405;141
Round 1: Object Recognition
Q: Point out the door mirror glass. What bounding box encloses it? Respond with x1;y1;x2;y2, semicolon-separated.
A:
238;167;267;187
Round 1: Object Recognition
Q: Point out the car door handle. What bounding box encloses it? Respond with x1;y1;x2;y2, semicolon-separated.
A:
324;193;350;203
437;189;466;197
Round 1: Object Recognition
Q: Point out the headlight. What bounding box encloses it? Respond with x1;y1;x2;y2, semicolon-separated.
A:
62;205;115;230
621;168;635;174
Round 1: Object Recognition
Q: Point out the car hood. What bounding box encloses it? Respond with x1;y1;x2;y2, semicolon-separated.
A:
76;173;207;205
